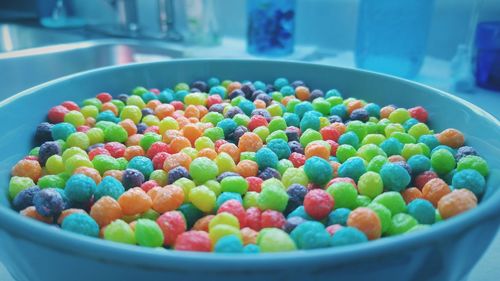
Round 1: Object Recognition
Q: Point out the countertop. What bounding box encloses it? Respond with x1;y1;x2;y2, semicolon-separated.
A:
1;37;499;280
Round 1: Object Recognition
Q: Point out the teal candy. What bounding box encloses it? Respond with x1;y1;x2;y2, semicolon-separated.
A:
330;227;368;247
214;235;244;253
304;156;333;185
407;199;435;225
380;138;403;156
266;139;291;160
256;148;279;169
94;176;125;201
338;157;366;182
61;213;99;237
452;169;486;198
290;221;331;250
379;163;411;192
65;174;96;203
127;156;154;179
51;122;76;141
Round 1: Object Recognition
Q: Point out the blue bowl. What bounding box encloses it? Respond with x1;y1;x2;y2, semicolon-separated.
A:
0;59;499;281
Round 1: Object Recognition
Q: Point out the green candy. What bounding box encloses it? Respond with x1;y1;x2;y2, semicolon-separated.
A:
387;213;418;236
38;175;65;189
336;144;357;163
367;203;392;234
257;228;297;252
456;155;489;176
431;149;456;175
9;176;35;199
299;129;322;148
134;219;164;247
104;219;136;244
104;125;128;143
356;144;386;162
220;176;248;195
282;167;309;187
189;157;219;184
373;192;407;214
326;182;357;209
357;171;383;199
92;154;120;175
258;184;288;212
243;191;259;208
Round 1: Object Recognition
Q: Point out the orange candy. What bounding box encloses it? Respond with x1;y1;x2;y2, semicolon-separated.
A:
126;134;143;146
330;122;346;135
11;159;42;182
90;196;123;227
437;129;465;149
402;187;423;204
103;170;123;182
438;189;477;219
281;96;295;106
146;100;162;110
380;106;396;119
192;215;214;232
295;86;310;101
118;187;152;216
119;119;137;136
388;155;406;163
152;185;185;213
147;186;162;201
241;227;258;245
182;124;202;146
254;99;266;109
163;129;182;144
184;105;200;119
305;143;330;160
196;105;208;118
123;145;145;161
422;178;451;207
155;104;175;120
170;136;192;153
238;132;263;152
347;100;363;114
236;160;259;178
347;207;382;240
101;102;118;116
218;143;240;163
73;167;102;184
85;117;96;127
227;81;242;93
198;148;218;160
163;152;192;172
20;206;52;224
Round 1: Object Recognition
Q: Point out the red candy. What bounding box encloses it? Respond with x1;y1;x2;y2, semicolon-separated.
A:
48;105;69;123
245;207;262;231
326;224;343;236
96;92;112;103
247;115;268;131
174;231;211;252
289;152;306;168
144;126;159;134
146;142;169;159
61;101;80;111
140;180;159;193
415;171;439;190
170;101;184;111
217;200;246;227
326;140;339;156
246;177;263;193
303;189;334;220
207;95;223;108
152;152;170;170
214;139;228;152
320;126;341;142
104;142;126;158
89;147;111;160
261;210;286;229
327;177;357;189
409;106;428;123
156;211;187;246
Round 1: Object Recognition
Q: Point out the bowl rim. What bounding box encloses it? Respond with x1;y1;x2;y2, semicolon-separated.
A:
1;58;499;270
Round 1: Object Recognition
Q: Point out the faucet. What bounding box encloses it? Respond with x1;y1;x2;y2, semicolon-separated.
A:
97;0;182;41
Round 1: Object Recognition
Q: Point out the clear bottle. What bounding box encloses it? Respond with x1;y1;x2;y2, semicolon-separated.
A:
355;0;435;78
247;0;296;56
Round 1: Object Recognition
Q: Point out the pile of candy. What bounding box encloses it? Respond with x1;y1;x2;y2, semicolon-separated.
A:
9;77;489;253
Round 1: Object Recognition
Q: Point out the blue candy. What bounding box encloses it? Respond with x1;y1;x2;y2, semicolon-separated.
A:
33;188;64;216
122;168;145;190
214;235;244;253
407;199;435;224
330;104;348;120
407;155;431;175
12;186;40;211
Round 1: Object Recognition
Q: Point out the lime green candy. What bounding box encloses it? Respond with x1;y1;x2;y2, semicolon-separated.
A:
347;121;368;140
64;110;86;127
258;184;289;212
126;95;146;109
457;155;489;176
189;185;216;212
240;151;256;162
373;192;407;214
173;178;196;203
387;213;418;236
92;154;120;175
282;167;308;187
116;157;128;170
299;129;322;147
401;143;423;160
175;82;190;92
189;157;219;184
336;144;357;163
268;118;287;133
361;134;386;146
366;155;388;173
135;219;164;247
243;191;259;208
132;86;148;96
312;99;331;116
367;202;392;234
104;219;136;245
261;178;285;190
139;133;162;151
141;209;160;221
215;152;236;174
86;128;104;145
150;170;167;186
104;125;128;143
257;228;297;252
204;127;225;142
184;92;207;106
408;123;431;139
46;155;65;174
9;176;35;199
355;195;372;207
391;132;416;144
356;144;387;162
62;147;88;162
204;180;221;196
209;213;240;230
182;148;198;160
194;137;215;151
201;112;224;126
267;104;283;117
253;126;270;142
65;154;93;173
431;149;456;175
233;114;250;127
388;108;411;124
83;98;102;110
384;123;405;137
357;171;383;199
38;175;65;189
266;130;288;143
277;159;294;175
221;176;248;195
209;224;242;245
66;132;90;150
159;117;180;134
326;182;357;209
120;105;142;124
142;115;160;126
81;105;99;119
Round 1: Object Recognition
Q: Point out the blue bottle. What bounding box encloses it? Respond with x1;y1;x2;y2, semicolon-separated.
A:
247;0;296;56
475;21;500;92
355;0;435;78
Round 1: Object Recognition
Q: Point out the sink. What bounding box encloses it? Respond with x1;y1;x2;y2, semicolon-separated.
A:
0;23;86;52
0;38;185;100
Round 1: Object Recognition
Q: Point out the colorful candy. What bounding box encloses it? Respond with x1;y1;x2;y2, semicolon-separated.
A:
9;77;490;254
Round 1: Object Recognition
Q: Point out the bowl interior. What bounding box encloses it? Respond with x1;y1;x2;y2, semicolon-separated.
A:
0;59;499;261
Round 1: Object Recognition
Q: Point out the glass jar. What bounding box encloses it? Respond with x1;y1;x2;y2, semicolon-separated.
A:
355;0;435;78
247;0;296;56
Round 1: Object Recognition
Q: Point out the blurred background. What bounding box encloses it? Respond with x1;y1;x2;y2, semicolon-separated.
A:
0;1;499;279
